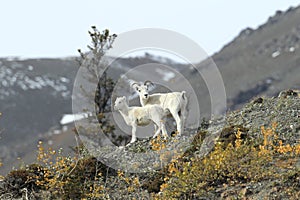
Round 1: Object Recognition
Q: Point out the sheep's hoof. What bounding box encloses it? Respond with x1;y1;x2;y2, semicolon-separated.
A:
126;141;136;146
152;135;158;139
171;131;180;137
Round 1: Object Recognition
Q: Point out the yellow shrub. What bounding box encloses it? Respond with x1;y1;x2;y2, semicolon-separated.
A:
156;123;300;199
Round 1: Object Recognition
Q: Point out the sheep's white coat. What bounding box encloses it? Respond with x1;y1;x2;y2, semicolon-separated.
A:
114;96;168;145
132;81;188;135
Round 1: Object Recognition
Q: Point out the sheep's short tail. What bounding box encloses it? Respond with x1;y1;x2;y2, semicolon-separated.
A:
180;91;188;113
181;91;187;100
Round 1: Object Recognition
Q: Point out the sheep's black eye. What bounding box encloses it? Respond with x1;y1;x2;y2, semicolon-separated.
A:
138;90;141;92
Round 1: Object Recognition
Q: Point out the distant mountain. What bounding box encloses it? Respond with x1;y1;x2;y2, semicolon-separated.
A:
0;58;77;145
212;5;300;108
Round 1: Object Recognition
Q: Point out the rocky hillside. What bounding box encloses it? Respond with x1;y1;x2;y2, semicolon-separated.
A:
0;90;299;199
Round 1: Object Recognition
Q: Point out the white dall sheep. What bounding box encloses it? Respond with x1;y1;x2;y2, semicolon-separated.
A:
114;96;168;145
132;80;187;135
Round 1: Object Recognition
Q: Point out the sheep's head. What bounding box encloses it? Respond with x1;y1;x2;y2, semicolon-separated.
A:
114;96;126;110
132;80;153;100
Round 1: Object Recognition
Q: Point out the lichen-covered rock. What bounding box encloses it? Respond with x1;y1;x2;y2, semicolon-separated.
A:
224;89;300;145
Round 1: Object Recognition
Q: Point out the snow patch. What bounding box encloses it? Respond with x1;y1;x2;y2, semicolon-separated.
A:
289;47;295;52
271;51;281;58
60;113;90;125
28;65;34;71
60;77;70;83
0;64;71;99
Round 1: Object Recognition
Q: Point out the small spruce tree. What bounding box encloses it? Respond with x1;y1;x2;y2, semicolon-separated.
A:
77;26;117;114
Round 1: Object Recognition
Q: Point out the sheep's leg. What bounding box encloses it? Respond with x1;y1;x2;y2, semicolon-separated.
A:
153;121;161;138
152;118;168;139
170;110;182;136
153;124;168;139
153;125;161;138
177;91;187;135
152;117;163;138
160;122;168;139
154;124;158;133
129;125;137;144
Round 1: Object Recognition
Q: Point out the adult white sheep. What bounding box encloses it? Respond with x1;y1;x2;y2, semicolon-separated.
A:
132;80;187;135
114;96;168;145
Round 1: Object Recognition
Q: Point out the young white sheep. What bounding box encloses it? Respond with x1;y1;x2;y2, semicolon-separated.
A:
114;96;168;145
132;80;188;135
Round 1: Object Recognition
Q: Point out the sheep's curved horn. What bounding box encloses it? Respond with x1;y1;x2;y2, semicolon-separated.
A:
131;82;139;88
131;82;140;91
144;80;153;86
